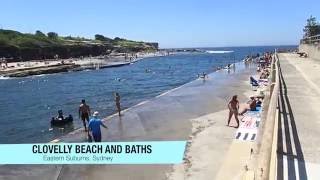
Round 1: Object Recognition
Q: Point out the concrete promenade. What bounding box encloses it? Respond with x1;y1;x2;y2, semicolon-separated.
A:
276;53;320;180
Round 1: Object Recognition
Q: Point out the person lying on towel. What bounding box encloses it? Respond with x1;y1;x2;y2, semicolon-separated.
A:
239;96;257;115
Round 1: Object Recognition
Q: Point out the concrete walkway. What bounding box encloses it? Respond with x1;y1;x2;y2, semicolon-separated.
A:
276;53;320;180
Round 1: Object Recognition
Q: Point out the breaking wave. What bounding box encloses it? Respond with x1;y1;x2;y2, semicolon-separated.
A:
206;50;234;54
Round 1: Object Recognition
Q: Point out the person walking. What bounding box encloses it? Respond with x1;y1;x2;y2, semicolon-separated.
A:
114;92;121;117
227;95;240;128
88;111;107;142
79;99;90;131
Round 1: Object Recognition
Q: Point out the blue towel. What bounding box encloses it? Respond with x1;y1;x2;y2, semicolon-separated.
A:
250;76;259;86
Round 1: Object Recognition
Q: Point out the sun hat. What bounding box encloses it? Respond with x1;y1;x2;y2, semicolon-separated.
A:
93;111;99;117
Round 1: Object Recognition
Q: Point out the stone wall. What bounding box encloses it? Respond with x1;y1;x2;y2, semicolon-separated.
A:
299;43;320;60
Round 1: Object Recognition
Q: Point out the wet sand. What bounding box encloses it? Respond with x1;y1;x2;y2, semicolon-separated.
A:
0;62;257;180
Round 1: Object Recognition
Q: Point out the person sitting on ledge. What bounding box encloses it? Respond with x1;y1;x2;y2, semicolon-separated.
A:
256;98;262;107
260;69;270;79
57;110;64;120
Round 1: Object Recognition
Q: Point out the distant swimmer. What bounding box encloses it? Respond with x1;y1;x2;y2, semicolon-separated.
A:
115;77;121;82
227;95;240;128
79;99;91;131
145;69;151;73
114;92;121;117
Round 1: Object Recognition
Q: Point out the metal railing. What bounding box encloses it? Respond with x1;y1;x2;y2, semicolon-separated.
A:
300;34;320;44
255;50;280;180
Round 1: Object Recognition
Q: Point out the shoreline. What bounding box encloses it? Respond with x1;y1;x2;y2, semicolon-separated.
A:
0;59;259;179
167;87;265;180
168;63;269;179
50;61;245;143
0;51;167;78
0;51;247;145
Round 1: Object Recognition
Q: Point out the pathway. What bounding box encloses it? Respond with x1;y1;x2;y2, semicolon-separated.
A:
276;53;320;180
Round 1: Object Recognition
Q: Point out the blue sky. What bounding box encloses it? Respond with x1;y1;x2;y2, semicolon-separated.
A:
1;0;319;48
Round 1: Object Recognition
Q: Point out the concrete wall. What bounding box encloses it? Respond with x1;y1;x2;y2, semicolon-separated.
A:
299;43;320;60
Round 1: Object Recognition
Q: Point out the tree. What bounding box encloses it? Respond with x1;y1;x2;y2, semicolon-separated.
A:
303;15;320;38
114;37;122;41
35;30;46;37
95;34;105;41
47;32;58;39
95;34;112;42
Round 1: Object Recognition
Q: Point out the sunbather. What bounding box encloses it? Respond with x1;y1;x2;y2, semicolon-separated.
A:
239;97;257;115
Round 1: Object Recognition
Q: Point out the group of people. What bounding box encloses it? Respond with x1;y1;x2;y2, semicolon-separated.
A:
124;53;138;60
76;92;121;142
257;52;272;69
257;63;270;79
227;52;272;128
226;95;263;128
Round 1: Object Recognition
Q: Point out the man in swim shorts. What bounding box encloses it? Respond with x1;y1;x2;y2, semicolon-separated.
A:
79;99;91;131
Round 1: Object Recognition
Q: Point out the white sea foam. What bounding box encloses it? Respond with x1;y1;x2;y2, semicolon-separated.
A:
34;74;46;77
206;50;234;54
0;76;10;80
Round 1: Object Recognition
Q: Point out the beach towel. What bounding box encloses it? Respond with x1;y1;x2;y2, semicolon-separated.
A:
250;76;259;86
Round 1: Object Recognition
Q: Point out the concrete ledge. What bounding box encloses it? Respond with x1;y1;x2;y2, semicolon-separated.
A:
299;44;320;61
215;141;254;180
243;171;255;180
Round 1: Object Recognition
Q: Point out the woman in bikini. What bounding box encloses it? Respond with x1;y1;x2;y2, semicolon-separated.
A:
227;95;240;128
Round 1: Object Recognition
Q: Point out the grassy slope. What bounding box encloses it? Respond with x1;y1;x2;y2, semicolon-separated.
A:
0;29;155;49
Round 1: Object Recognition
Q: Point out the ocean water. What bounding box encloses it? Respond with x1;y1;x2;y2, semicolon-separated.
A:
0;46;296;143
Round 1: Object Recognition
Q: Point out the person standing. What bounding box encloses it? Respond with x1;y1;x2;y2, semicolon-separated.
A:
79;99;91;131
114;92;121;117
227;95;240;128
88;111;107;142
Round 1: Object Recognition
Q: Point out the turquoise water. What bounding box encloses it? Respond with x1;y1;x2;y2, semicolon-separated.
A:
0;46;296;143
